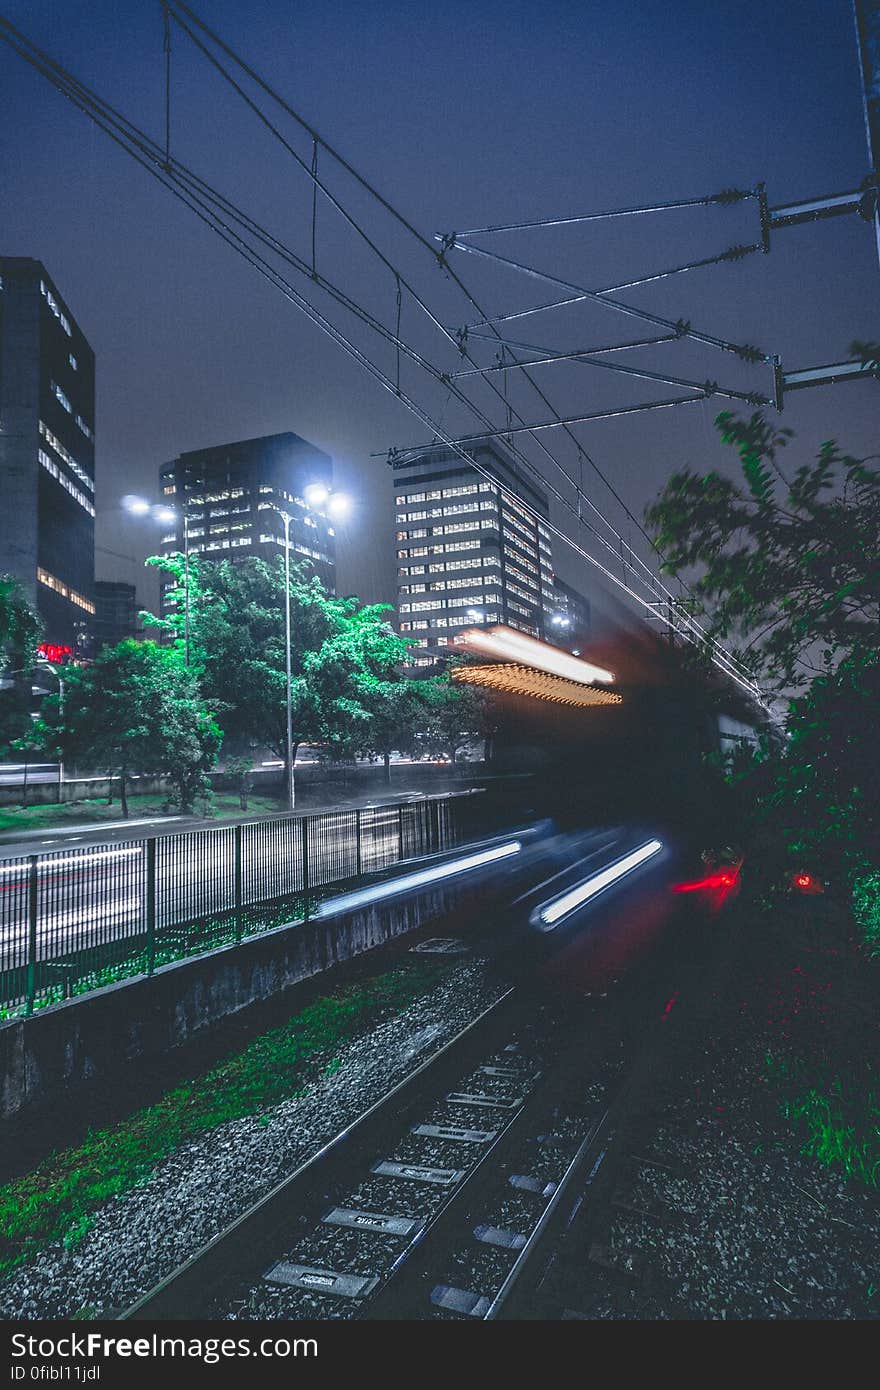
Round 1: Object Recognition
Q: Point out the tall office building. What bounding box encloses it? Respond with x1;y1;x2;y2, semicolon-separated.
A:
0;258;96;652
158;432;336;617
93;579;141;650
392;442;555;669
548;576;591;648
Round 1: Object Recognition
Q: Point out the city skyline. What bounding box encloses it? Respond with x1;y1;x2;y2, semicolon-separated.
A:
1;0;878;630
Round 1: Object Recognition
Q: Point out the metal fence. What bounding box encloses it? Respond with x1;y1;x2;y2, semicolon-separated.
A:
0;793;472;1017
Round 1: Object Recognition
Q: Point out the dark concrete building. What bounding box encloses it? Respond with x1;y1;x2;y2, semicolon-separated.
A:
548;576;591;649
392;441;554;669
93;579;141;651
158;432;336;617
0;258;96;652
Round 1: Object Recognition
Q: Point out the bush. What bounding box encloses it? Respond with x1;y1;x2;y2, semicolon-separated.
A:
852;872;880;958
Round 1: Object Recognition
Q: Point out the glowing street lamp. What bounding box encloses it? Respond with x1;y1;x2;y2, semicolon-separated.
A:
303;481;330;509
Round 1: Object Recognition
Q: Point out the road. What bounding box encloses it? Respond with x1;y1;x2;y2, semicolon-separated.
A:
0;797;460;992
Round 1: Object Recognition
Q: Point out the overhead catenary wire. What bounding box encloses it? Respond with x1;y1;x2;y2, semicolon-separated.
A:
455;243;763;333
159;4;772;696
161;2;768;697
161;2;721;607
160;0;679;599
449;187;757;237
451;331;681;374
446;338;770;406
0;12;761;695
448;239;772;361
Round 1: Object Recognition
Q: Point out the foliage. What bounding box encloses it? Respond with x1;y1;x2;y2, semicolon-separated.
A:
143;555;413;798
0;688;35;761
347;678;423;781
760;648;880;882
223;752;256;812
0;576;41;758
765;1053;880;1188
646;403;880;894
30;640;221;814
0;960;454;1284
852;872;880;958
646;410;880;691
415;674;491;765
0;573;40;672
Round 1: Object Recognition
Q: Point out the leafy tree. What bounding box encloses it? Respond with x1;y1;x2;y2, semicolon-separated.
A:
0;574;40;670
223;751;257;812
646;410;879;691
349;679;423;783
415;675;491;767
645;399;880;892
763;648;880;881
0;576;41;760
32;640;221;816
144;555;411;805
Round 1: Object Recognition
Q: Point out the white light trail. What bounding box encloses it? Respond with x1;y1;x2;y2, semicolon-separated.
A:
461;626;615;685
315;839;522;917
0;846;142;875
530;838;663;930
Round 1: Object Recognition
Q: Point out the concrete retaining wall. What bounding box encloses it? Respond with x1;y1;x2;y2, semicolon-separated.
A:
0;875;473;1126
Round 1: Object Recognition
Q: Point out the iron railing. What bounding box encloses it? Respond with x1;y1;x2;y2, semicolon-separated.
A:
0;792;472;1018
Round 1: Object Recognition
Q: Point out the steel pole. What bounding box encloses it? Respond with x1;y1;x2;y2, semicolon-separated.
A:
183;510;191;667
283;512;295;812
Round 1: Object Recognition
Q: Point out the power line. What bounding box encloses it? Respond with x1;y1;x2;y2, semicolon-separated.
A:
0;10;761;695
162;3;706;606
450;187;757;236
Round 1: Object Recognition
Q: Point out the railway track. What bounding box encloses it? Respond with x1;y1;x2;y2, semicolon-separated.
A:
119;965;688;1324
118;982;635;1323
118;841;730;1324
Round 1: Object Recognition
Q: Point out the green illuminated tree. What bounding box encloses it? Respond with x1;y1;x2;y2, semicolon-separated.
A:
0;574;40;669
32;640;221;816
143;555;412;804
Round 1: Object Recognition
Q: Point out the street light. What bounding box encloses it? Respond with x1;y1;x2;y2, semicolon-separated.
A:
123;494;191;665
264;483;351;813
262;504;296;812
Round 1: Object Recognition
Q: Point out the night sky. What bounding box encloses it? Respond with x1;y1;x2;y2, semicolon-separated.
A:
2;0;877;623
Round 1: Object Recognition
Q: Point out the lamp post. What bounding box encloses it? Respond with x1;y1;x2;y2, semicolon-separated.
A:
124;496;191;665
265;484;350;813
265;504;295;813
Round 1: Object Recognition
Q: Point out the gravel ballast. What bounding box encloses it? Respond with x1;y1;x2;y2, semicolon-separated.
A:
0;954;508;1320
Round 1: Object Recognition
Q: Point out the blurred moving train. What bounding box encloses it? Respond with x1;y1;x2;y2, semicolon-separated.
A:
437;618;755;989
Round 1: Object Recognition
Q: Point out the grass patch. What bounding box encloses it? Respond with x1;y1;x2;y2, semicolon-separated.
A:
0;957;454;1285
0;792;290;836
765;1053;880;1188
0;892;321;1020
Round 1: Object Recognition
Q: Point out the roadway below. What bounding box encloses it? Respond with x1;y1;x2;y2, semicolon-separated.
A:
0;787;468;854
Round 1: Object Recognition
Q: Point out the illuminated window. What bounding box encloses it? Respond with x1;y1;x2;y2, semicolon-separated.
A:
39;424;93;492
37;568;95;614
40;280;72;336
38;450;95;516
52;381;72;414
